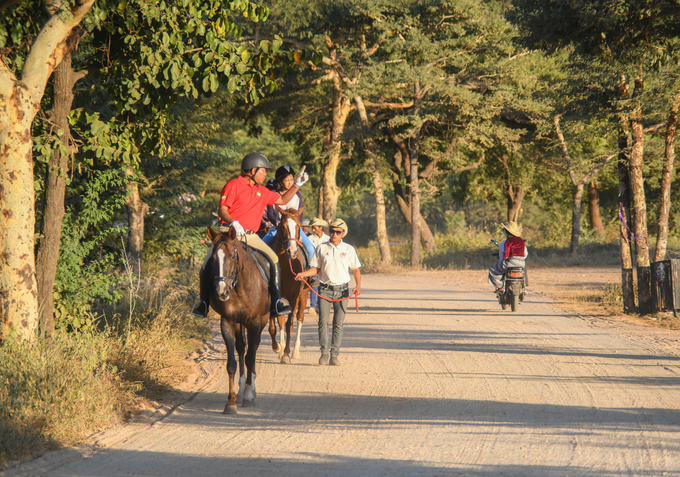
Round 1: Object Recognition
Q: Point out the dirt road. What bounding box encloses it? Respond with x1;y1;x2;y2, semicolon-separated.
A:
8;270;680;476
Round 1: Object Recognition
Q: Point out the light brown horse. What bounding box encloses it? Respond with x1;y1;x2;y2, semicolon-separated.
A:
269;206;310;364
206;226;269;414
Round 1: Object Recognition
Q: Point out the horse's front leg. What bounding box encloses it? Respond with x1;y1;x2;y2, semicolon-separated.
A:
220;318;239;414
292;288;308;360
242;322;264;407
277;314;286;360
292;306;304;360
235;323;246;404
268;316;280;354
281;311;293;364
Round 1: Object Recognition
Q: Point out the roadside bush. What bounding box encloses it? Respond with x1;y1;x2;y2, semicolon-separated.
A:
0;329;123;468
0;265;208;471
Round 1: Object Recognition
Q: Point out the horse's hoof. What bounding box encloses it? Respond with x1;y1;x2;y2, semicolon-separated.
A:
272;345;280;354
280;355;291;364
242;398;255;408
292;350;300;360
223;404;238;415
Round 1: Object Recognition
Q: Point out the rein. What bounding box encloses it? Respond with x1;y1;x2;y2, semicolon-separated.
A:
278;237;305;254
287;258;359;312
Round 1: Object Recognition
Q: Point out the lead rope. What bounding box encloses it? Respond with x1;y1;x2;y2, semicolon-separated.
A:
288;257;359;312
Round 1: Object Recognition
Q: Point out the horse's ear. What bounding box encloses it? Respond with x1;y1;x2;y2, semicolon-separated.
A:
207;226;217;241
276;205;284;214
228;226;237;240
297;205;304;215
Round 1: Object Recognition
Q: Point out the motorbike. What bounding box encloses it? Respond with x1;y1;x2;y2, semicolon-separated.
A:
490;239;526;312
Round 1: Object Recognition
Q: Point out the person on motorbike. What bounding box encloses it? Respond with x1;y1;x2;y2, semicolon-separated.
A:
191;152;309;318
488;221;528;293
261;165;315;260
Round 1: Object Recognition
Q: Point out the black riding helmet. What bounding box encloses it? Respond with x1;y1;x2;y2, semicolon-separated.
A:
275;165;295;181
241;152;273;172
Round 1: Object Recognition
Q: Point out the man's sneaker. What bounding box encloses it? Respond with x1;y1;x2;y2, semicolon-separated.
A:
319;354;330;365
191;300;209;318
329;356;341;366
274;298;292;316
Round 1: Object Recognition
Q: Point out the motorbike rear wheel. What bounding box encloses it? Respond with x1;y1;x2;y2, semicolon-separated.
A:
511;293;519;312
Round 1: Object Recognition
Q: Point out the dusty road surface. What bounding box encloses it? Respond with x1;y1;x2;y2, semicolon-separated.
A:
8;270;680;476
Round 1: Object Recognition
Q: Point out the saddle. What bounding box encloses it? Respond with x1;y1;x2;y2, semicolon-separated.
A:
299;245;310;271
246;245;272;284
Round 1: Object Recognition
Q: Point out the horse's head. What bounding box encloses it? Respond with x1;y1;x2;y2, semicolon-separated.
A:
276;206;304;259
207;226;240;302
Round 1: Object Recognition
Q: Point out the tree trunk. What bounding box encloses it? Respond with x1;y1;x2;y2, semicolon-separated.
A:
654;91;679;262
588;181;605;236
125;168;149;276
570;183;584;253
617;78;635;313
409;80;424;267
35;54;84;337
506;185;524;222
0;0;95;342
369;156;391;264
410;140;421;267
0;81;40;342
629;78;652;314
320;74;352;220
317;161;325;220
385;133;436;252
618;122;636;313
321;143;344;220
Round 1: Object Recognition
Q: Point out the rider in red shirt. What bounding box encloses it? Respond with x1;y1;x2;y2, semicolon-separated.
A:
192;152;309;318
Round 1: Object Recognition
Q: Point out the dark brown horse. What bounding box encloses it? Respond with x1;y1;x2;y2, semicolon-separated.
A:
206;226;269;414
269;206;310;364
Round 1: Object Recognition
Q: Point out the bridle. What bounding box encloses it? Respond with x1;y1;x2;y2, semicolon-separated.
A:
277;215;304;257
214;241;239;300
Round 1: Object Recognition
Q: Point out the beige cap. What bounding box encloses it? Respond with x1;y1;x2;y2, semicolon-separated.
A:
329;218;348;234
309;218;328;228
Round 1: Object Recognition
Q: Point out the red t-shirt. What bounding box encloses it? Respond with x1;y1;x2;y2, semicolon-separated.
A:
219;176;280;232
504;235;526;259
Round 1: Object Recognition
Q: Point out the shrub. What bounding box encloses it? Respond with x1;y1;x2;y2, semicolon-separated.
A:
0;265;208;471
0;329;123;468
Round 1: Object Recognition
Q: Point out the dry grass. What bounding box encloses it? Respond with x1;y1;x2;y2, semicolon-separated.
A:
0;265;208;471
358;232;624;273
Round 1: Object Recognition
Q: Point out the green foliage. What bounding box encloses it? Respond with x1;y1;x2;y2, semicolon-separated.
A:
52;169;128;328
510;0;680;68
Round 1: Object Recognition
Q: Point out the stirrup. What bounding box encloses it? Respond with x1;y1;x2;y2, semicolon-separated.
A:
191;300;209;318
274;298;292;316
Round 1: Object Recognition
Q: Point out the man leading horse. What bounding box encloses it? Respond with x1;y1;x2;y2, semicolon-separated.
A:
192;152;309;318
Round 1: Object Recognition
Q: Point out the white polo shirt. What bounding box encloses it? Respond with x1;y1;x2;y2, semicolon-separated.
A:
308;232;329;248
310;240;361;286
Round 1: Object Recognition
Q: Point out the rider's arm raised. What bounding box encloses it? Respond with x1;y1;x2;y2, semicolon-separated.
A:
275;167;308;205
275;186;299;205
